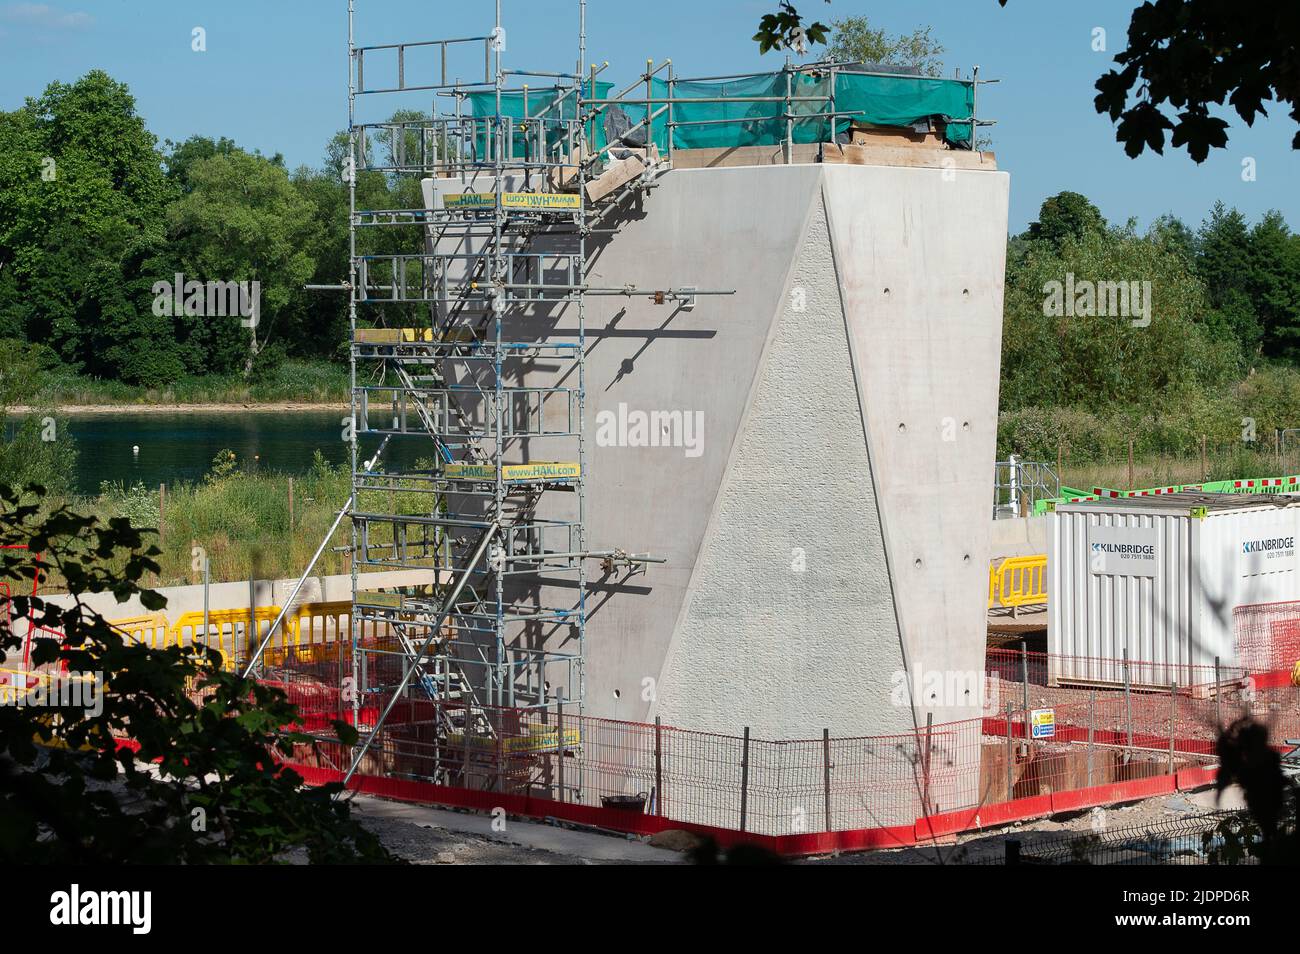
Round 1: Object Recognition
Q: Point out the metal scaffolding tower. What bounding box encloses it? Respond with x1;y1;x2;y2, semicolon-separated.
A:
339;0;607;793
310;0;714;793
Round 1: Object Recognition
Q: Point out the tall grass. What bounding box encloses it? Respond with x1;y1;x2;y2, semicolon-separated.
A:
33;359;348;407
33;451;446;594
1059;446;1300;494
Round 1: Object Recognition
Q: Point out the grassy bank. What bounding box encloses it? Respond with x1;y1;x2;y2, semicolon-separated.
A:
24;456;350;593
33;358;348;407
29;451;443;594
1055;445;1300;496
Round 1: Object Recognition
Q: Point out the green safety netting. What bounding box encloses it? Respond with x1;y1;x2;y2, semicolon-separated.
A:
467;71;974;156
617;71;972;151
465;81;614;158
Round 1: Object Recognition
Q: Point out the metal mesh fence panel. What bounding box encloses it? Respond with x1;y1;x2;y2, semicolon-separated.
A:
264;640;1300;844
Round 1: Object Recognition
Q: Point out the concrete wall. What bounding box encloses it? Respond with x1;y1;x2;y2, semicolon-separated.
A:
654;195;907;739
426;157;1010;750
990;516;1049;560
39;569;430;621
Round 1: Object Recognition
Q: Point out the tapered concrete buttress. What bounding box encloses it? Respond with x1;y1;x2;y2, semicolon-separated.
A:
428;161;1010;754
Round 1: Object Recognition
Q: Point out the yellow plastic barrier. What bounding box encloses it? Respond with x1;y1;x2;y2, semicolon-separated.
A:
104;600;356;671
171;606;283;670
0;666;98;705
109;613;174;649
988;555;1047;610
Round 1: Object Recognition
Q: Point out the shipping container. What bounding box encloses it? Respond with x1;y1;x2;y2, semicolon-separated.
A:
1048;493;1300;688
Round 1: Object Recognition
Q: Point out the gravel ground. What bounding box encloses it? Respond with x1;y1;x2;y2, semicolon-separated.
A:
808;784;1246;865
346;796;681;865
356;813;604;864
342;785;1246;865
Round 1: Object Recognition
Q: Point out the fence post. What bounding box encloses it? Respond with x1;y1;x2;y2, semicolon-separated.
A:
1168;682;1177;772
782;58;792;164
158;483;166;550
1005;701;1014;801
923;712;934;814
202;556;210;652
495;710;503;794
288;477;295;533
1123;648;1133;757
246;573;256;673
556;689;565;803
1087;688;1096;788
1020;641;1030;757
462;704;473;787
822;728;832;832
1200;434;1207;481
1214;656;1222;729
654;716;663;817
739;726;750;833
1127;437;1134;489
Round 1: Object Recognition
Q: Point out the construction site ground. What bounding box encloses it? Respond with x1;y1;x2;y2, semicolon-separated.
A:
343;785;1245;865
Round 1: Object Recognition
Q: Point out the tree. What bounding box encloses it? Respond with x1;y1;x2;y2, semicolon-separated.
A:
995;0;1300;161
1247;211;1300;359
163;150;317;377
753;1;829;56
0;72;178;384
0;340;77;496
826;16;945;76
1196;203;1264;358
163;135;242;192
1001;217;1234;412
1023;191;1106;248
0;484;393;863
1147;213;1197;264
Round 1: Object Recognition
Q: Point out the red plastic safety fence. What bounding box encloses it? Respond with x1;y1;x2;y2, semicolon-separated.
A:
253;641;1296;851
1234;599;1300;676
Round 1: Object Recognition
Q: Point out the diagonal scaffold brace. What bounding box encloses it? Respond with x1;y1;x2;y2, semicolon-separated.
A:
339;520;499;789
238;437;390;681
239;496;355;681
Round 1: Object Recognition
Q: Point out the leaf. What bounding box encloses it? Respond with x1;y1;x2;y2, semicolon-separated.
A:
331;720;360;747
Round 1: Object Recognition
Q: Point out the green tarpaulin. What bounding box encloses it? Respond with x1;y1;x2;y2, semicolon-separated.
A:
465;82;614;158
467;70;975;156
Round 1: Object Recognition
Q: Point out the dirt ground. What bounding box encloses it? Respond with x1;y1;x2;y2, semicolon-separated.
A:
346;785;1245;866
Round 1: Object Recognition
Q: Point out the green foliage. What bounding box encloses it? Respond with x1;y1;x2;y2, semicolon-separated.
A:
206;448;240;483
32;358;349;407
998;190;1300;467
96;479;159;529
0;339;77;496
0;414;78;498
0;71;179;384
164;135;282;192
1085;0;1300;159
162;149;317;376
826;15;945;76
1002;209;1235;412
1023;191;1105;247
754;2;829;56
0;484;393;863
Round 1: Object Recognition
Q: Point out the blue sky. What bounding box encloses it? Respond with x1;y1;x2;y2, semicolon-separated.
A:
0;0;1294;233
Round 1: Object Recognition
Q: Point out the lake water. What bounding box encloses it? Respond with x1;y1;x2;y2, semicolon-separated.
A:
60;410;423;495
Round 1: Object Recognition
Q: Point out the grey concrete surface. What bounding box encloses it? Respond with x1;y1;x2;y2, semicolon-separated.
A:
990;515;1048;560
39;569;432;621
